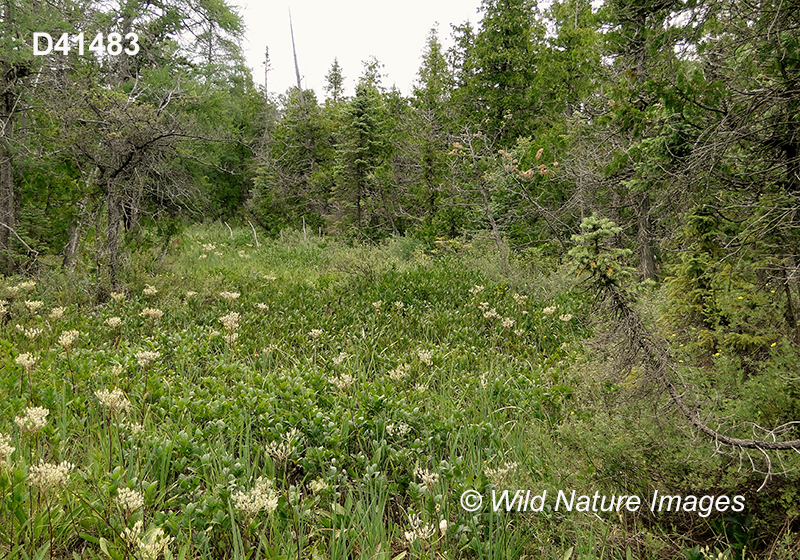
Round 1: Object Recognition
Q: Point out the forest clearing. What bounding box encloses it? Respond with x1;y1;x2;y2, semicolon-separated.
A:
2;0;800;557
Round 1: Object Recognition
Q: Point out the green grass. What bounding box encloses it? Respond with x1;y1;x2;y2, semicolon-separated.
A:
0;224;789;559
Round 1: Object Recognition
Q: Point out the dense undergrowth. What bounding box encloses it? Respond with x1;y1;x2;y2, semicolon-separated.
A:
1;224;799;559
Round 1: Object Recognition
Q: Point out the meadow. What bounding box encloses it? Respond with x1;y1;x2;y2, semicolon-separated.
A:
0;224;795;559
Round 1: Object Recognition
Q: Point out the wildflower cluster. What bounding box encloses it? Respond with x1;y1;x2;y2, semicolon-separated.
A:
403;513;436;544
14;406;49;433
135;350;160;367
266;428;301;461
218;311;240;345
231;477;279;516
28;460;74;491
58;330;80;348
139;308;163;320
15;352;37;371
0;433;15;467
95;387;132;414
122;520;173;560
484;461;518;485
116;487;145;513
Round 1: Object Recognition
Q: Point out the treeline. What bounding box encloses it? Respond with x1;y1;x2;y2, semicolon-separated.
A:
2;0;800;327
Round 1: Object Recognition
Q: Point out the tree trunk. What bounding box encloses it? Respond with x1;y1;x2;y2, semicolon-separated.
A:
63;197;89;270
0;121;15;275
106;186;123;286
636;191;657;280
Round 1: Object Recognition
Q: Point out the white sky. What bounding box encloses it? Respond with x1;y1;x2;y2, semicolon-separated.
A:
232;0;485;99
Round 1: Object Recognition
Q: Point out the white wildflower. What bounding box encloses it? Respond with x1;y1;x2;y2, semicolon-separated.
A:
403;514;436;544
482;308;500;320
110;292;126;303
95;387;131;414
49;306;65;319
254;302;269;310
14;406;49;433
484;461;518;485
139;308;163;320
512;293;528;306
105;317;123;328
23;327;42;340
185;291;198;298
231;477;279;516
501;317;516;329
469;284;485;296
388;364;410;381
15;352;37;371
417;349;433;366
116;487;145;513
266;428;301;461
542;306;556;316
386;422;411;437
6;286;19;296
135;350;160;367
330;374;354;390
218;311;240;332
308;328;323;340
18;280;36;290
309;478;328;494
394;301;405;310
220;291;240;301
0;433;15;467
25;300;44;313
58;330;80;348
143;285;158;297
372;300;383;310
559;314;573;322
414;467;440;489
28;460;74;490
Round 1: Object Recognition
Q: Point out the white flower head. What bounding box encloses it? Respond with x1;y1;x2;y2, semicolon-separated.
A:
106;317;123;328
414;467;440;489
49;306;65;319
139;308;163;320
28;460;74;490
116;487;145;513
143;285;158;296
469;284;485;296
15;352;37;371
0;433;15;467
58;330;80;348
110;292;126;303
543;306;556;316
330;374;354;390
95;387;132;414
218;311;240;332
559;314;573;322
308;329;323;340
417;349;433;366
15;406;49;433
135;350;160;367
231;477;279;516
25;300;44;313
220;291;240;301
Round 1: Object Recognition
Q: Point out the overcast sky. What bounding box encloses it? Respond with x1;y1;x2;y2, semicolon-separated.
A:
231;0;485;99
